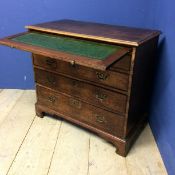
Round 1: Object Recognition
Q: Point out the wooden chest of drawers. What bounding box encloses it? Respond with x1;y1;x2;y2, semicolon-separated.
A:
0;19;160;156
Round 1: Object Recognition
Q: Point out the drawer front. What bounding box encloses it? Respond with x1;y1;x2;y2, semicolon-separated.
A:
36;85;125;137
111;54;131;72
35;68;127;114
33;54;129;91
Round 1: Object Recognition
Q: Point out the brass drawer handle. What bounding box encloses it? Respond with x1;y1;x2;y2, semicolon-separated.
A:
96;115;106;124
47;76;56;85
46;58;57;68
48;96;56;103
69;98;82;109
96;72;109;81
96;93;107;101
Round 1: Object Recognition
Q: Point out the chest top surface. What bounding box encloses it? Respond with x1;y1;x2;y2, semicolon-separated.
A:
26;19;160;46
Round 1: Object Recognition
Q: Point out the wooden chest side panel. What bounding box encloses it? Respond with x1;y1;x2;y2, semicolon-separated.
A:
126;37;159;135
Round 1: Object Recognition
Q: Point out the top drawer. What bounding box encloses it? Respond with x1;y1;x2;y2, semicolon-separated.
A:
33;54;130;91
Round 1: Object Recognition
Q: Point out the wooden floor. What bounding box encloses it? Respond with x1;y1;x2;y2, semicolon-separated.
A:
0;89;167;175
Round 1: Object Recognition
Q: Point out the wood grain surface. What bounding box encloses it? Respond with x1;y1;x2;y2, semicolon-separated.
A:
34;68;127;114
36;85;125;137
33;54;129;91
26;19;160;46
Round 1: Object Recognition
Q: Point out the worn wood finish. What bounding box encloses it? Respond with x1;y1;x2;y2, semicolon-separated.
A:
35;100;146;156
0;19;160;156
33;54;130;91
33;52;131;73
110;53;131;72
36;85;125;137
26;19;160;46
126;37;159;135
34;68;127;114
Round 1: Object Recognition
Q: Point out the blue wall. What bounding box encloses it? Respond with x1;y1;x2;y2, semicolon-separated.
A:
148;0;175;175
0;0;174;174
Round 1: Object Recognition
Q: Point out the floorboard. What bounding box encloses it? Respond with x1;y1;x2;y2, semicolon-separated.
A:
0;90;167;175
0;89;23;125
88;134;128;175
7;116;61;175
48;121;90;175
125;125;167;175
0;90;36;175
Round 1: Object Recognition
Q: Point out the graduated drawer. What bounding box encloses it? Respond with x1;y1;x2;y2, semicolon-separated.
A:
36;85;125;137
33;54;129;91
34;68;127;114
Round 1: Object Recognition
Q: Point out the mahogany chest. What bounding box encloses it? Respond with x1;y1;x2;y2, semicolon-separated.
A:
0;19;160;156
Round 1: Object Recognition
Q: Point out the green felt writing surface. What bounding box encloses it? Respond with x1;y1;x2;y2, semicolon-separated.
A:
12;32;123;60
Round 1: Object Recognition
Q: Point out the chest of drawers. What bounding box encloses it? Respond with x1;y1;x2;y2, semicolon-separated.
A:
0;19;160;156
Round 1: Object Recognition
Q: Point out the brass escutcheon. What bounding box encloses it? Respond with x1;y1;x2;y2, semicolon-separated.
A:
48;96;56;103
96;115;106;124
